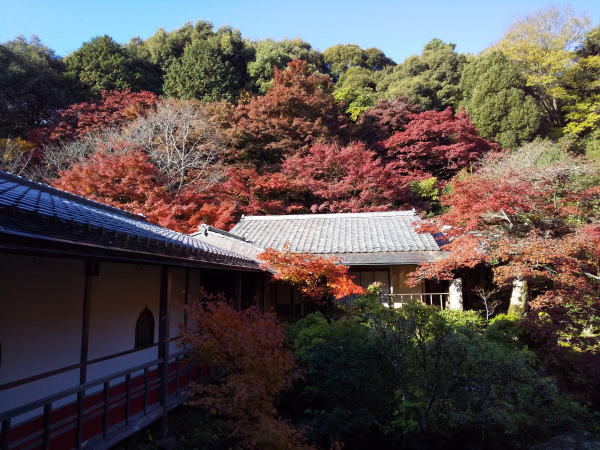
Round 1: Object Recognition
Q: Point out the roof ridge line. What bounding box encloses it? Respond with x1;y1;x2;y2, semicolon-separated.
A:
240;210;417;221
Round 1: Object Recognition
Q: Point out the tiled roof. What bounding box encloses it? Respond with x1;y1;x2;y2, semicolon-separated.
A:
0;170;257;269
190;225;263;261
228;211;444;264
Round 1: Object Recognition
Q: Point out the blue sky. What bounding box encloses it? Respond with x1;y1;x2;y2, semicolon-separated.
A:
1;0;599;61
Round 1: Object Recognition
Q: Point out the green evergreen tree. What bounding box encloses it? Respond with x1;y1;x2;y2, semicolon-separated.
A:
0;36;72;136
64;35;145;96
323;44;394;80
377;39;466;110
333;67;381;120
163;27;250;102
247;39;324;93
125;20;214;71
561;26;600;157
460;51;543;148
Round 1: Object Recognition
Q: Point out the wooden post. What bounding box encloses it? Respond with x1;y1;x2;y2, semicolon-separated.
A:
158;266;170;438
42;403;52;449
102;382;109;437
1;419;10;450
233;272;242;310
263;277;270;312
75;260;95;449
183;268;190;329
80;260;96;385
448;278;463;310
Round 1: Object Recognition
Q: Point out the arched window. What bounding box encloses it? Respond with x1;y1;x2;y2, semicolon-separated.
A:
135;307;155;349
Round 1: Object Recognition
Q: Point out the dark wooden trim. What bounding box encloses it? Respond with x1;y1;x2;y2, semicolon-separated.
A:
102;381;109;438
0;240;260;273
183;268;189;328
79;261;95;385
0;363;80;392
157;266;170;437
75;391;84;449
1;418;10;450
234;272;242;310
42;403;51;450
291;286;296;320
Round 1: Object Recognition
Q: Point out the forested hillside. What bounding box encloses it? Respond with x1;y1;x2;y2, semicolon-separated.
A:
1;7;597;229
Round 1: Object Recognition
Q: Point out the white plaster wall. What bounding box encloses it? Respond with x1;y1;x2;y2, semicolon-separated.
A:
86;262;161;381
0;257;196;422
0;254;84;414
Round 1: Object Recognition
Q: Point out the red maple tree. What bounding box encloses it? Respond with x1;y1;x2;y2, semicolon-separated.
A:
233;59;349;169
259;247;365;302
29;89;158;145
183;290;306;448
52;149;215;233
282;141;412;213
409;149;600;369
381;107;500;181
358;96;422;146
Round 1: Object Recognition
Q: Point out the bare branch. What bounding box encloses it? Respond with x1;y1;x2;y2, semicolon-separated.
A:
124;99;227;194
0;138;35;176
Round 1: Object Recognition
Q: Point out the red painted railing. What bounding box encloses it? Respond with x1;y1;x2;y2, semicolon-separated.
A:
0;352;203;450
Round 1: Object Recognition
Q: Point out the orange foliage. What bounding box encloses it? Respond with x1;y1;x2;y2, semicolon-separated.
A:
183;292;308;449
53;150;215;233
29;90;158;145
410;153;600;353
233;59;348;168
259;247;365;301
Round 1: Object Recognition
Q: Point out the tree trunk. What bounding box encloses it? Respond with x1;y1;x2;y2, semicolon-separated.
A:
508;279;528;316
448;278;463;310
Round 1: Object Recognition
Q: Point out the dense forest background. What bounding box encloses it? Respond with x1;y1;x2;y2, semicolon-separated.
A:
0;6;598;230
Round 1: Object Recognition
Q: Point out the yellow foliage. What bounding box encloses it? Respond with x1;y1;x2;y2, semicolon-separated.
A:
494;7;590;97
0;138;36;161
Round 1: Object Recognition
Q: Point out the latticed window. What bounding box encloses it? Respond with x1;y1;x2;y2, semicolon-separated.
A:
135;307;155;348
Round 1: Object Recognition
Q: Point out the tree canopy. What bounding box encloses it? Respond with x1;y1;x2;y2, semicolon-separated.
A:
323;44;394;80
163;27;249;101
0;36;72;137
377;39;467;110
247;38;324;93
460;51;543;148
64;35;148;96
494;6;591;128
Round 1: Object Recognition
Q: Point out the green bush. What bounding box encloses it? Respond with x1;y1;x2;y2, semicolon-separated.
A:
485;312;524;345
287;312;396;446
287;301;592;449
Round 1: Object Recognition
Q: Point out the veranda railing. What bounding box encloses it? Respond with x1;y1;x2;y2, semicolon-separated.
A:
0;351;197;450
381;293;449;309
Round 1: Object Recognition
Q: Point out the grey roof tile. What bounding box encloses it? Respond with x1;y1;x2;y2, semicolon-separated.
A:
0;170;257;269
229;211;441;257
